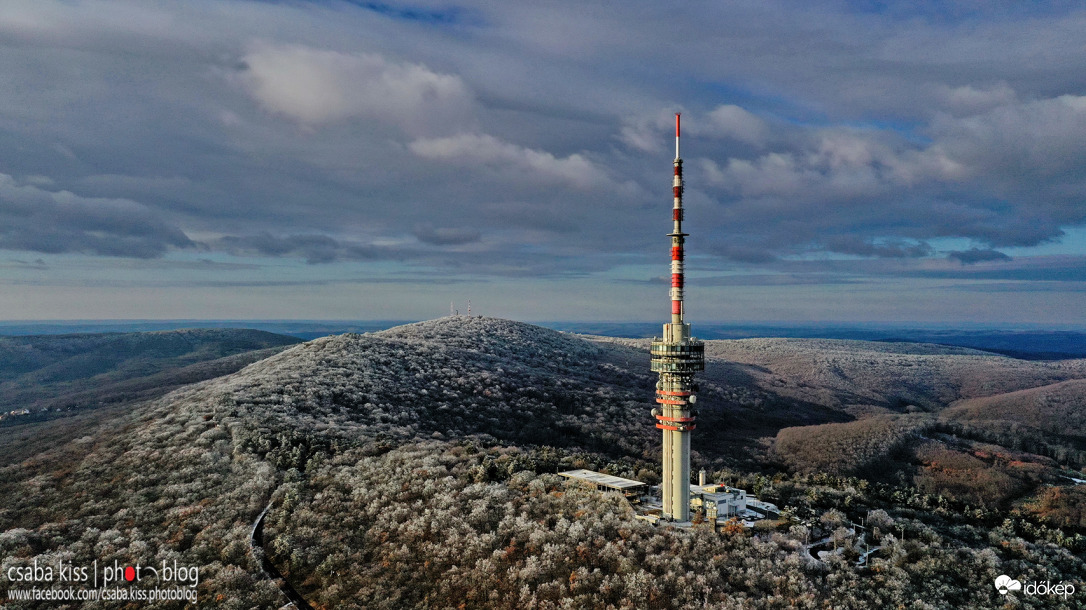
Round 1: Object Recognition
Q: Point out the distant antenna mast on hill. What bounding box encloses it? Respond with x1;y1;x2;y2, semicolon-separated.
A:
467;300;471;316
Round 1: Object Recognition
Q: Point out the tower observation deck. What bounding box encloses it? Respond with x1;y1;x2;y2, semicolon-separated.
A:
650;113;705;522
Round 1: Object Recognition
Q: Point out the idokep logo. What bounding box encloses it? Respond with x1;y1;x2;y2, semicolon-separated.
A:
994;575;1021;595
995;574;1076;600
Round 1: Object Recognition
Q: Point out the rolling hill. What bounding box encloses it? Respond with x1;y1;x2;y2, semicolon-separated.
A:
944;378;1086;440
0;328;302;416
0;329;302;468
0;317;1082;609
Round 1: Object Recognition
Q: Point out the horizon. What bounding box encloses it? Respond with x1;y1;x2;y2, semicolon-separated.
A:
2;317;1085;333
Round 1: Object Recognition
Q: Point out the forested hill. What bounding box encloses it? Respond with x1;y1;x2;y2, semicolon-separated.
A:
1;317;1083;609
0;328;301;416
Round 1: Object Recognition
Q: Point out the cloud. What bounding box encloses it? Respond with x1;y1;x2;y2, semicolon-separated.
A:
708;244;778;264
824;236;932;259
621;105;769;152
948;282;1086;293
688;92;1086;262
0;258;48;270
887;255;1086;281
240;42;474;132
409;133;605;189
933;94;1086;183
0;174;192;258
706;104;769;146
212;232;385;264
689;273;862;287
934;82;1018;117
619;112;673;152
412;224;481;246
948;248;1012;264
699;126;963;201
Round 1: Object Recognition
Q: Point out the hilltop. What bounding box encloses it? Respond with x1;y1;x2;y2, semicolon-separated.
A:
0;317;1083;609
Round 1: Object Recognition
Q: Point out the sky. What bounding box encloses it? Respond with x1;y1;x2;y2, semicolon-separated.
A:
1;0;1085;325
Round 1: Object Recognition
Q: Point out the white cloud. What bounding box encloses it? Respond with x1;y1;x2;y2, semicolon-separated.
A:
409;133;602;190
934;82;1018;117
619;110;681;152
933;94;1086;178
700;132;905;201
886;146;968;185
702;154;812;199
706;104;769;146
621;105;769;152
240;42;474;133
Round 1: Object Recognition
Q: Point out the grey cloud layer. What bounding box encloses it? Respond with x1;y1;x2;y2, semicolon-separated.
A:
0;174;192;258
0;0;1085;284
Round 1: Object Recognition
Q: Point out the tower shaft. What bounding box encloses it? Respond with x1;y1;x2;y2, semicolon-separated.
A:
650;113;704;522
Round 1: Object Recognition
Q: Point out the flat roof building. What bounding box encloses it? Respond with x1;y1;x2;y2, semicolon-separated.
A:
690;484;748;521
558;469;647;502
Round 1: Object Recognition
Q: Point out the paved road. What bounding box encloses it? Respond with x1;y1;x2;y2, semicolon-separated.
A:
251;502;310;609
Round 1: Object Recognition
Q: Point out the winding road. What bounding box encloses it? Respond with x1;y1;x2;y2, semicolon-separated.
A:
251;502;310;609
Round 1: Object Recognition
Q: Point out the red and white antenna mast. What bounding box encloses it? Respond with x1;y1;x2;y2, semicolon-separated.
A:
650;112;705;522
671;113;684;325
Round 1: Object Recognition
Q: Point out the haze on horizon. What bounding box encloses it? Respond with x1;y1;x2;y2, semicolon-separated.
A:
1;0;1085;324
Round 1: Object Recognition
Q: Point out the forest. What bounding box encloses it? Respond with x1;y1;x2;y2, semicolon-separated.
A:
1;317;1083;608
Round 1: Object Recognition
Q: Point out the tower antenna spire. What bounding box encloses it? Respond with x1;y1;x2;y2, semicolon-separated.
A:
675;112;680;159
650;112;704;522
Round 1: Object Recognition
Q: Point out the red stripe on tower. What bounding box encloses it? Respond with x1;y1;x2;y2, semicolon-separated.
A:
656;424;696;431
675;113;681;158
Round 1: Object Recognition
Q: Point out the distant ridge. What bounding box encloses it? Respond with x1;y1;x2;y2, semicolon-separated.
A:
548;323;1086;360
0;320;414;341
0;328;301;419
5;320;1082;359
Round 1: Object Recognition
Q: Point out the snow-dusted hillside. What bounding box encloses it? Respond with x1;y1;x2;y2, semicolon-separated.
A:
2;317;1084;609
703;337;1086;414
945;378;1086;439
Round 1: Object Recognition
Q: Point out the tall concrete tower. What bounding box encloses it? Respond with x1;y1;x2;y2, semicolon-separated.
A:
650;113;705;522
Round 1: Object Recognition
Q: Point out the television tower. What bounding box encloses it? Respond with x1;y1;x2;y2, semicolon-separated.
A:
650;113;705;522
